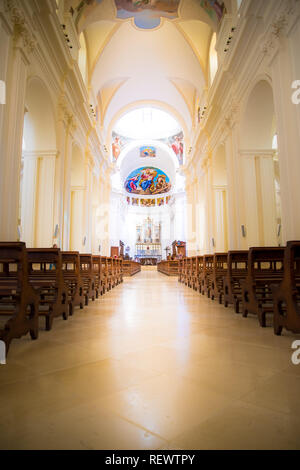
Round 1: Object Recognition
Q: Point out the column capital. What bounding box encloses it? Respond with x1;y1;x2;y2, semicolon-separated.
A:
4;0;36;56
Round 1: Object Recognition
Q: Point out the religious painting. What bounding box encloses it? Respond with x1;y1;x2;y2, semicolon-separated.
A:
127;196;130;204
157;197;164;206
199;0;226;23
115;0;180;29
168;131;184;165
159;131;184;165
124;167;171;195
112;131;133;161
140;146;156;158
166;195;171;204
132;197;139;206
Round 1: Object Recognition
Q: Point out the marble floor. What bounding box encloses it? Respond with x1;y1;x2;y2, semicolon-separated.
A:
1;267;300;450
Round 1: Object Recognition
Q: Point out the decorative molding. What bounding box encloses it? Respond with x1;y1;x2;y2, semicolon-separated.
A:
4;0;36;55
22;149;58;160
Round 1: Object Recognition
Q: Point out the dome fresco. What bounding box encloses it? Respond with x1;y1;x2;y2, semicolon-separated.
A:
124;167;171;195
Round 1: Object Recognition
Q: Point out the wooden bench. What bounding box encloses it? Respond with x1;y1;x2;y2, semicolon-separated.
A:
122;261;141;276
92;255;102;299
272;241;300;335
107;257;114;289
196;256;204;293
100;257;108;294
241;247;285;327
79;254;96;304
178;258;183;283
117;259;123;284
190;257;197;290
27;248;69;331
223;251;248;312
210;253;228;303
201;255;214;297
0;242;39;353
157;260;179;276
62;251;84;314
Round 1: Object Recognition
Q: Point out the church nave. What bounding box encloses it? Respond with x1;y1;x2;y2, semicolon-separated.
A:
0;268;299;450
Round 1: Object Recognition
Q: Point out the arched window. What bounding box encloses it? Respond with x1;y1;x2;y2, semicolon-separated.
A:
78;33;88;84
209;33;218;86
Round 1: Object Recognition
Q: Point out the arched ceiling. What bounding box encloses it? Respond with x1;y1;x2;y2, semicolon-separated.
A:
66;0;231;141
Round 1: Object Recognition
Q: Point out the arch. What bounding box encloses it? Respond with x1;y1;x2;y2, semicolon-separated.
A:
117;140;180;173
239;78;280;247
240;78;275;150
21;76;57;248
106;100;189;149
23;76;56;152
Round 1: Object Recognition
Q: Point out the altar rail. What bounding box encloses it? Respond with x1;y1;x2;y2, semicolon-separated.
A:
157;260;179;276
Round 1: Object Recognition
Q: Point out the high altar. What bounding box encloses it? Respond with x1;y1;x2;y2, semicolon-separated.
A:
135;217;162;262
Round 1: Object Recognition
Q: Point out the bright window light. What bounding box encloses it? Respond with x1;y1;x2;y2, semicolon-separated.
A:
272;134;278;150
114;108;181;140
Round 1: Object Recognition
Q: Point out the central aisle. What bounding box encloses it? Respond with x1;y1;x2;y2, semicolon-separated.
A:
1;268;300;450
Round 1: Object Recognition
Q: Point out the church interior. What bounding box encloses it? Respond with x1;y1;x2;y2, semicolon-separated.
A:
1;0;300;450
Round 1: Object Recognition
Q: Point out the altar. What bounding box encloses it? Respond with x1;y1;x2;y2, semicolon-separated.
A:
135;217;162;262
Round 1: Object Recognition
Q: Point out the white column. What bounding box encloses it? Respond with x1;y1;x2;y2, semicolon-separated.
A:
213;186;228;252
0;39;30;240
21;152;38;247
70;188;85;252
271;31;300;242
258;154;277;246
35;152;57;247
240;154;260;248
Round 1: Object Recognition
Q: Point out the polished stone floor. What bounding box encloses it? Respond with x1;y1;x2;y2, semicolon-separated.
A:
1;267;300;450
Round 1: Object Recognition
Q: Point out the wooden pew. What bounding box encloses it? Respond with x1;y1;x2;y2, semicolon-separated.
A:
122;260;141;276
191;256;198;291
190;257;197;290
196;256;204;293
183;258;189;285
223;251;248;312
92;255;102;299
118;259;123;284
210;253;228;303
62;251;84;313
107;257;113;289
0;242;39;353
27;248;69;331
79;254;96;304
100;257;108;294
241;247;285;327
157;260;179;276
178;258;183;283
201;255;214;297
272;241;300;335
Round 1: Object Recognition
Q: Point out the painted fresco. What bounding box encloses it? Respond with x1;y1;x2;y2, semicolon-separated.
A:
140;198;156;207
157;197;164;206
115;0;180;29
159;130;184;165
140;146;156;158
112;131;134;161
199;0;226;22
125;167;171;195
